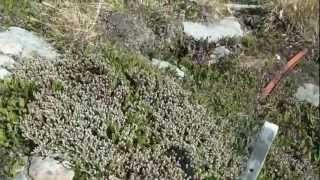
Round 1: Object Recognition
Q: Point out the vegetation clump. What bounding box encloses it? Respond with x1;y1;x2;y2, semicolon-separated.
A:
14;48;241;179
0;79;35;177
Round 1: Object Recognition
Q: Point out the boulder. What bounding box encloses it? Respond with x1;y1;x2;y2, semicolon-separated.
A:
103;12;155;52
0;27;58;60
0;27;59;79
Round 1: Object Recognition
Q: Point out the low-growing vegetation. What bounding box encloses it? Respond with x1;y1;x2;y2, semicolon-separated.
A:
0;79;35;177
0;0;319;179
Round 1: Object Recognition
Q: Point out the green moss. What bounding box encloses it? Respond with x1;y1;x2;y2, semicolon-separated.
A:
0;0;40;28
181;59;258;116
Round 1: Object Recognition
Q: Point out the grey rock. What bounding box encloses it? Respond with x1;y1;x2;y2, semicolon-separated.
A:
12;156;74;180
103;12;155;52
0;27;59;79
295;83;319;107
213;46;231;58
28;156;74;180
0;27;59;60
183;17;244;42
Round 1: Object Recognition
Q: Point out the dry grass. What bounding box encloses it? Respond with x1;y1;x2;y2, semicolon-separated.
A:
32;0;108;45
268;0;319;41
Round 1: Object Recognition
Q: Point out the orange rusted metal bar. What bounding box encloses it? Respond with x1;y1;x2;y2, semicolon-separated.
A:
261;48;308;99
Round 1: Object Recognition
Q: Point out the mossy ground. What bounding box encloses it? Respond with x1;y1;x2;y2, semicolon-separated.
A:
0;0;319;179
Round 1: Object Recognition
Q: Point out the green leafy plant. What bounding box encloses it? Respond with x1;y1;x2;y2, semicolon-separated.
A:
0;78;36;177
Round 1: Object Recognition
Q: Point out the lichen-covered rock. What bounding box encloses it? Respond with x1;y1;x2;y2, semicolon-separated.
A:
14;49;240;179
103;12;155;53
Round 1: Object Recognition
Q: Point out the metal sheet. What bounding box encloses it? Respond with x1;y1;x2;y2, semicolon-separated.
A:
240;121;279;180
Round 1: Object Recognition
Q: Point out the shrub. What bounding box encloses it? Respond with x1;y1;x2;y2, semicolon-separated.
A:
14;47;241;179
0;78;35;177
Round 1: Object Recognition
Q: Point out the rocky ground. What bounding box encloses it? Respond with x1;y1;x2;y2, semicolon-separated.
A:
0;0;319;179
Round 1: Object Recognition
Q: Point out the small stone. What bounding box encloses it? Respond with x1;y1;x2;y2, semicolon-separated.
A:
207;54;218;65
213;46;231;58
29;156;74;180
151;58;185;79
295;83;319;107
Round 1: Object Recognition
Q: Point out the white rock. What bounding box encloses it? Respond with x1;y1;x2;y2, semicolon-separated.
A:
295;83;319;106
0;54;16;79
183;17;243;42
0;68;11;79
29;156;74;180
0;39;23;56
225;3;263;11
0;27;59;60
152;58;185;78
0;54;16;68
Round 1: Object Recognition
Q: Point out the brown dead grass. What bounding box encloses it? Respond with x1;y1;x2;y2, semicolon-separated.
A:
37;0;106;43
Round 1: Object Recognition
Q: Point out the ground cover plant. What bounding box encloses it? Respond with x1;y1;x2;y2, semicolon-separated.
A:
0;0;319;179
